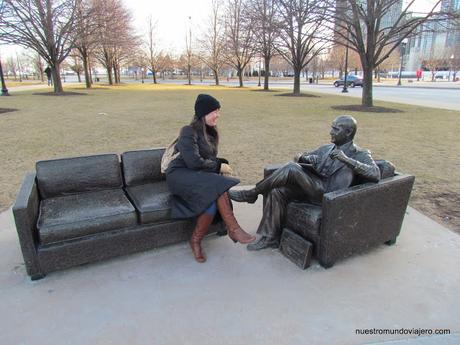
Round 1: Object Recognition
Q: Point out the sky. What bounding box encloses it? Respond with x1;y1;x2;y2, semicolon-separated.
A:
124;0;440;54
0;0;440;59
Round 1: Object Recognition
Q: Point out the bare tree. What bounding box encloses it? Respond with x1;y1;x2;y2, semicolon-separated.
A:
145;15;159;84
5;56;17;80
198;0;226;85
0;0;81;93
331;0;442;107
275;0;329;95
68;53;84;82
34;53;45;81
74;0;100;88
248;0;280;90
93;0;137;85
224;0;257;87
156;53;175;80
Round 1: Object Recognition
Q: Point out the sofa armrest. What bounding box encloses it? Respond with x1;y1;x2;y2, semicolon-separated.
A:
318;173;415;267
12;172;43;278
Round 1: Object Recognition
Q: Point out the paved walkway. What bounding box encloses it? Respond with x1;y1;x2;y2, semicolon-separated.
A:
1;193;459;345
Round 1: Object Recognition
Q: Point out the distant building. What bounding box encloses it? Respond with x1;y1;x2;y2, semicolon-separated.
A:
381;0;403;29
404;0;460;73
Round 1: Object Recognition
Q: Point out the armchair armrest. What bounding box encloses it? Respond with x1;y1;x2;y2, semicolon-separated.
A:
12;172;43;279
318;173;415;267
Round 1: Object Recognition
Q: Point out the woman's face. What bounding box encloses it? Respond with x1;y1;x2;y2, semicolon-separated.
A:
204;109;220;127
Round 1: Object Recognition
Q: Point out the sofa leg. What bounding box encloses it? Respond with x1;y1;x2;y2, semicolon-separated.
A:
320;260;334;269
385;238;397;246
31;273;46;281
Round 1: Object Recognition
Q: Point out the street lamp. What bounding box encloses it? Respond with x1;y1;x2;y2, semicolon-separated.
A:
342;35;349;93
0;59;10;96
397;38;408;86
258;56;261;87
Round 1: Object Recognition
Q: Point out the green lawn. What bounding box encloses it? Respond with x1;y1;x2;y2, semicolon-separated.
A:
1;83;459;231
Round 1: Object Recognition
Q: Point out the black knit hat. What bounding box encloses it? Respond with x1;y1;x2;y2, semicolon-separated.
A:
194;94;221;119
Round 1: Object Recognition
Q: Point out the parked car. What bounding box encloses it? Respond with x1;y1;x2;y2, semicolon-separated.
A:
333;75;363;88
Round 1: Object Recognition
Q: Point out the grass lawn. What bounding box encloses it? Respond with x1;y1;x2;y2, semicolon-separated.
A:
1;83;459;232
4;80;46;88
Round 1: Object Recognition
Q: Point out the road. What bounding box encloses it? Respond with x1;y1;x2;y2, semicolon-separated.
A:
139;78;460;111
187;79;460;111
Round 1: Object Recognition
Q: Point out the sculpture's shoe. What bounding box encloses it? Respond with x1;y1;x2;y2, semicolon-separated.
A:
247;236;279;251
229;189;258;204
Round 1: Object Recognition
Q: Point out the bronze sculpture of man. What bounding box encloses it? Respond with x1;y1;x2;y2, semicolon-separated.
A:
229;115;381;251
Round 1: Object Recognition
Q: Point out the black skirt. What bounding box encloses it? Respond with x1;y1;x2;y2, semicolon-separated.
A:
166;168;239;219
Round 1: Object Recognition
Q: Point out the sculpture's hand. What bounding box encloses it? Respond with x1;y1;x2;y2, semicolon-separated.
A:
220;163;233;176
296;153;319;165
329;149;349;162
293;152;303;163
306;154;319;165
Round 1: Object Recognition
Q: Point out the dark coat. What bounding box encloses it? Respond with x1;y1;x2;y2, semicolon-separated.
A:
166;125;239;219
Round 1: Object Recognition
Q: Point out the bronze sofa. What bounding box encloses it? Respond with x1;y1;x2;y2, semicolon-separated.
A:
13;148;225;280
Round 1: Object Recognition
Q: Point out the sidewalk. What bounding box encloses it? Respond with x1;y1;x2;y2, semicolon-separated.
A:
1;192;459;345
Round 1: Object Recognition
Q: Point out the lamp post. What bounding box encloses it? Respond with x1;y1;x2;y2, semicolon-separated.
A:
397;38;408;86
258;56;261;87
0;59;10;96
342;38;349;93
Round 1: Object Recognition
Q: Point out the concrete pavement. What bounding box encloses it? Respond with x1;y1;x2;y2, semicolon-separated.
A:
1;191;459;345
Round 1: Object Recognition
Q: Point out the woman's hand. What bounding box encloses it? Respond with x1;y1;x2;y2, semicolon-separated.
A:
220;163;233;176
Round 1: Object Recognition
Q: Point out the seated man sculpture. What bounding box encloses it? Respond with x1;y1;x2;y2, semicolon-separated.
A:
230;115;381;251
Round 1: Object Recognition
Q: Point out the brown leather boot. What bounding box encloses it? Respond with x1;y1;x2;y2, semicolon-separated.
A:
190;213;214;263
216;192;256;244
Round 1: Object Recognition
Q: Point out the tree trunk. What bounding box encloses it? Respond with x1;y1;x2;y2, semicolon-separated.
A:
188;64;191;85
113;66;117;84
83;55;91;88
293;66;301;95
362;65;373;107
106;65;113;85
51;63;64;93
152;67;157;84
238;67;243;87
77;71;81;83
213;68;219;85
264;57;270;90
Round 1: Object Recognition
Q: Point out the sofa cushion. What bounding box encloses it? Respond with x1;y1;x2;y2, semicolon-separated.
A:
121;148;165;187
125;181;172;224
376;160;396;179
37;189;137;245
286;202;322;238
36;154;122;199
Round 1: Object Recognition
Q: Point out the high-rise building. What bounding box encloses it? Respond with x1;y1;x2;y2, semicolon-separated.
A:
381;0;403;29
405;0;460;72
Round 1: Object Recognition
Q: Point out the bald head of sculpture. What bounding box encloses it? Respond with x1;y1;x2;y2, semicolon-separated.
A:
330;115;357;146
